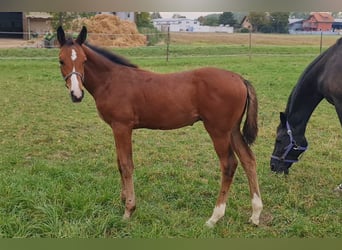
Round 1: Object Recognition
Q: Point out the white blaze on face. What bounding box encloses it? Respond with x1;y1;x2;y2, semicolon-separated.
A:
71;49;77;61
70;49;83;99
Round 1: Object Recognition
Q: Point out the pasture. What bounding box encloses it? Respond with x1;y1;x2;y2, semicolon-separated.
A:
0;33;341;238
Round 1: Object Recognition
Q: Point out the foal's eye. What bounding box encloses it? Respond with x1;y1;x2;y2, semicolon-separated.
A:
59;60;64;65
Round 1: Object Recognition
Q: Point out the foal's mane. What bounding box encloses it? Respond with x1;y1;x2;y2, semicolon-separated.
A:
84;42;138;68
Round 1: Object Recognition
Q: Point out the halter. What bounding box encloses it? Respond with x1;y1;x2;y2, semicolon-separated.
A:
271;121;308;163
63;71;84;84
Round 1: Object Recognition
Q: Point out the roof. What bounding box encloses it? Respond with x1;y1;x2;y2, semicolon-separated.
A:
152;18;196;22
309;12;334;22
26;12;52;19
288;18;303;24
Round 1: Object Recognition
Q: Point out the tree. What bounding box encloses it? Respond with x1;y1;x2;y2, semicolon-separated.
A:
248;12;268;32
150;12;161;19
136;12;153;28
197;16;206;25
269;12;290;33
50;12;79;31
136;12;163;46
219;12;237;26
201;14;220;26
290;12;310;19
172;13;186;19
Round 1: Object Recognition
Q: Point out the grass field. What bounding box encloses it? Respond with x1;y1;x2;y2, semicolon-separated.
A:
0;33;341;238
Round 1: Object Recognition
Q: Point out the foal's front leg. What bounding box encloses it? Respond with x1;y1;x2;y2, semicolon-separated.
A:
112;124;136;219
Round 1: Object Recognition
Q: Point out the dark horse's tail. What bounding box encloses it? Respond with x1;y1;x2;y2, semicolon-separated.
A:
242;79;258;145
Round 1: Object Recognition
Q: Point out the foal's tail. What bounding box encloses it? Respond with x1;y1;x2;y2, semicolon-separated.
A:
242;79;258;145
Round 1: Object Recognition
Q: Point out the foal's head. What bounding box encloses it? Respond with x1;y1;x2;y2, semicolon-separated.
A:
57;26;87;102
270;112;308;174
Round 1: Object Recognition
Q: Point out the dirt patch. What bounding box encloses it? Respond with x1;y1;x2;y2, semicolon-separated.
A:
1;27;340;48
71;14;147;47
0;39;27;48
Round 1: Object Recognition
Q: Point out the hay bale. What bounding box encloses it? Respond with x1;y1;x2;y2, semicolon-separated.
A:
71;14;146;47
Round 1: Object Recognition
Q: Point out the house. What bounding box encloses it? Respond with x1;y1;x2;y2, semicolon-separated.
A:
101;12;135;22
23;12;53;40
288;18;304;32
152;18;233;33
240;16;252;30
0;12;52;39
0;12;24;38
152;18;200;32
302;12;334;31
332;19;342;31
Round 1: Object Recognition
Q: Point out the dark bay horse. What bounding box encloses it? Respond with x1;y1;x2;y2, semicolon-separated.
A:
57;26;263;227
270;37;342;190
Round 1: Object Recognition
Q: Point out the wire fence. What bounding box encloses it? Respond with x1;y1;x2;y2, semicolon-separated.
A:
0;30;341;62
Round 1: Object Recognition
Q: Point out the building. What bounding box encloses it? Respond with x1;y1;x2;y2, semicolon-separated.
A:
288;18;304;32
332;19;342;31
240;16;252;30
152;18;200;32
0;12;23;38
101;12;135;22
0;12;52;40
24;12;52;40
114;12;135;22
302;12;334;31
152;18;233;33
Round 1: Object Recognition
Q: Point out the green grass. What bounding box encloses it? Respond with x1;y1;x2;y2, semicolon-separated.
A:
0;44;341;238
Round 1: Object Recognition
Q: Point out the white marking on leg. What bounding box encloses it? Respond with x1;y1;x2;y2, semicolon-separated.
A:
70;66;83;99
71;49;77;61
249;193;263;225
205;203;226;228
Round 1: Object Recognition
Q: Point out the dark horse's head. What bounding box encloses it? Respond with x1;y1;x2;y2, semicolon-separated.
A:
270;112;308;174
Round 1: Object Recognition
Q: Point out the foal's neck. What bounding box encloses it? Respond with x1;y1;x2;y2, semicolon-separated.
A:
81;45;128;97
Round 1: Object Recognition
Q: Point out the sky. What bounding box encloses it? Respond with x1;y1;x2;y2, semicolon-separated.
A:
159;12;222;19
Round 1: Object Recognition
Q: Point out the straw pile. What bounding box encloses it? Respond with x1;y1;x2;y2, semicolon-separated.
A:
72;14;146;47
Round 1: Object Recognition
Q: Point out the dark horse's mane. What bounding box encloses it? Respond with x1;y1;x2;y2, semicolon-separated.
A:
64;38;137;68
85;42;138;68
295;37;342;87
285;37;342;114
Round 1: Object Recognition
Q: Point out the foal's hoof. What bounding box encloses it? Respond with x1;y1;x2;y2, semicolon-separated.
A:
205;219;216;228
334;183;342;193
249;216;260;226
123;211;132;220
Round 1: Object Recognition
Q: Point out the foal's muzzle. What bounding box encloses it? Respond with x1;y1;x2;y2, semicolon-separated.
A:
63;71;85;103
70;90;84;102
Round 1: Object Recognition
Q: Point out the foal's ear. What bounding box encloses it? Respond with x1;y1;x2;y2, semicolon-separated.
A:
76;26;87;45
57;26;66;46
279;112;287;126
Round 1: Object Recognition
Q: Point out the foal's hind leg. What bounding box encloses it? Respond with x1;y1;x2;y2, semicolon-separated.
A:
231;129;262;225
205;131;238;228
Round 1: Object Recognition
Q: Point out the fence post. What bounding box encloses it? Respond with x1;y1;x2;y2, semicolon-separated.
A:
166;26;170;62
249;30;252;61
320;31;323;54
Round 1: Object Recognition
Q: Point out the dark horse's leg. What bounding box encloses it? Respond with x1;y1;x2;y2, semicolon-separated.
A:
231;127;262;225
204;124;238;227
333;101;342;193
111;123;136;219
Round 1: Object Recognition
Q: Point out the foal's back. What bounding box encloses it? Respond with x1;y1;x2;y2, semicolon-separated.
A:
119;67;248;130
